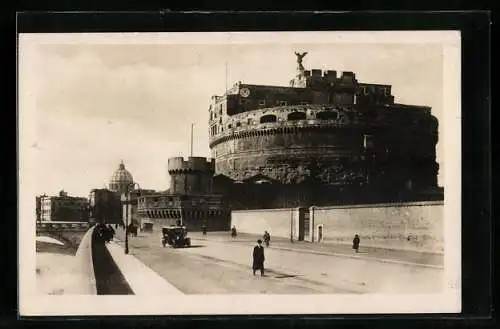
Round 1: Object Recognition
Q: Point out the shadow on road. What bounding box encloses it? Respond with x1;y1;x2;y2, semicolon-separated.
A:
159;245;206;249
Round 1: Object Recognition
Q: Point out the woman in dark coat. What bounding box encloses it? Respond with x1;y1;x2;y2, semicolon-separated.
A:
252;239;265;276
352;234;360;253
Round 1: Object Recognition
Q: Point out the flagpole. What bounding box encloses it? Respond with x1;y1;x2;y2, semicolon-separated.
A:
190;123;194;157
225;61;228;92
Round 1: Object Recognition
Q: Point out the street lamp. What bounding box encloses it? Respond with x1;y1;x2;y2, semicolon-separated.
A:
124;182;141;254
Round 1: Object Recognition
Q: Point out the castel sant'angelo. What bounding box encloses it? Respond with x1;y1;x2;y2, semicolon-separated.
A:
209;52;442;207
137;52;443;231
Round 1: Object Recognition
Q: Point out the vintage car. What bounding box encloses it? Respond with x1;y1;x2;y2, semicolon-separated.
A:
161;226;191;248
141;220;154;233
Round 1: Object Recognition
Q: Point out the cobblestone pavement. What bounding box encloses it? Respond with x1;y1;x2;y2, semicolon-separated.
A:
114;228;443;294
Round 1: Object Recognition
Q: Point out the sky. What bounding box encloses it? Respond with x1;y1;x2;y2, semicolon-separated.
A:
19;33;446;198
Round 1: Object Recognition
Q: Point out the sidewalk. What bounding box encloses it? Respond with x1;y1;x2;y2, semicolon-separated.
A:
105;241;183;295
189;232;444;268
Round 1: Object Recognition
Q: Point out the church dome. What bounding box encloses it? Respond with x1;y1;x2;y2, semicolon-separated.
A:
109;161;134;194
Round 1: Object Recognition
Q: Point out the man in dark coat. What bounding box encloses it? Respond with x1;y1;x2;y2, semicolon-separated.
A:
352;234;360;253
106;224;116;242
252;239;265;276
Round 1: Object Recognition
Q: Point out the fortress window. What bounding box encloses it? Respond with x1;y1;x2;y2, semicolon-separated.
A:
287;111;307;121
236;122;241;127
362;86;369;95
363;134;374;149
316;111;339;120
259;100;266;106
219;117;222;124
228;124;232;129
247;118;252;125
260;114;277;123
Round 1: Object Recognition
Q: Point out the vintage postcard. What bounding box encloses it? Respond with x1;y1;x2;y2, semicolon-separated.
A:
18;31;461;316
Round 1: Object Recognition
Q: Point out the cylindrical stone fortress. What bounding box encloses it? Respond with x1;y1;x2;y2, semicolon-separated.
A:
208;62;439;193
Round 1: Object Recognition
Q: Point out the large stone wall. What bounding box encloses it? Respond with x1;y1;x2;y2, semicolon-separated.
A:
231;208;299;239
310;201;443;253
231;201;443;254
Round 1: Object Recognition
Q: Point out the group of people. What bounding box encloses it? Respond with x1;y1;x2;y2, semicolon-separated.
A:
94;222;116;244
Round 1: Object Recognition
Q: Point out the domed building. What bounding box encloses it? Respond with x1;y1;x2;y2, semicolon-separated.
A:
109;161;134;194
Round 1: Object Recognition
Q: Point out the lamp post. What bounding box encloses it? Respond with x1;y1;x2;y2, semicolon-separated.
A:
124;182;141;254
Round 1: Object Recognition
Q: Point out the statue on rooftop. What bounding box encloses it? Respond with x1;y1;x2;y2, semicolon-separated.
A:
294;51;308;70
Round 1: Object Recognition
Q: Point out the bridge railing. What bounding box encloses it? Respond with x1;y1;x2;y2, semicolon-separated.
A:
36;221;90;231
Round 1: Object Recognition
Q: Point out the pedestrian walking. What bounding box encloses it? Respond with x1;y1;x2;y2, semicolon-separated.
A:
263;231;271;247
252;239;265;276
202;223;207;236
231;225;237;238
106;224;116;243
352;234;360;253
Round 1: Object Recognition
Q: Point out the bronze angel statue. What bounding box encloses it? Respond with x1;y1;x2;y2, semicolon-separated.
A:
294;51;308;64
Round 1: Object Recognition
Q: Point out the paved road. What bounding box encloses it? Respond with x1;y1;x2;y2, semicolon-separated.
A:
114;228;443;294
188;232;444;267
114;234;348;294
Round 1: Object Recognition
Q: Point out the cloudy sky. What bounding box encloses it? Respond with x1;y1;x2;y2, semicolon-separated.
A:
19;32;446;197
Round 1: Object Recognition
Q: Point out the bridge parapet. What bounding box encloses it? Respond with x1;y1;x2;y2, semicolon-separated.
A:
37;221;89;232
36;222;91;250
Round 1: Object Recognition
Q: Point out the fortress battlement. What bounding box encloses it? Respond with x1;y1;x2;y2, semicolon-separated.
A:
206;52;439;190
168;157;215;173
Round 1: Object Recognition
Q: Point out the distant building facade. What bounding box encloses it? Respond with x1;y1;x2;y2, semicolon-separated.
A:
121;188;156;227
35;194;46;222
88;188;122;225
137;157;231;231
39;190;89;222
207;53;442;208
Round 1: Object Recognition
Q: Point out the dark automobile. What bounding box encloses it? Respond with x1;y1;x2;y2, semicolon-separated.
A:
161;226;191;248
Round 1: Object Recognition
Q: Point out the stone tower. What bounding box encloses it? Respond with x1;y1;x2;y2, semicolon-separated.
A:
167;157;215;195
